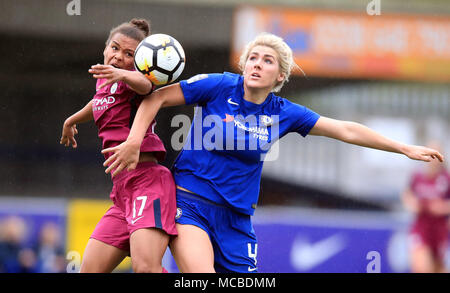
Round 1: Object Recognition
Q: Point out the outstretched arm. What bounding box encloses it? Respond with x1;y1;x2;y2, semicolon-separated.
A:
60;100;94;148
309;116;444;162
102;83;186;176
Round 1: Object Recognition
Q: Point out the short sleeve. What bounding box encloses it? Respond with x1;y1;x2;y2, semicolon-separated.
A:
179;73;224;105
287;103;320;137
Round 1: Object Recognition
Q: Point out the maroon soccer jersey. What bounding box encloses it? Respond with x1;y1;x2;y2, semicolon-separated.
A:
410;169;450;214
409;169;450;256
92;78;166;161
88;77;177;257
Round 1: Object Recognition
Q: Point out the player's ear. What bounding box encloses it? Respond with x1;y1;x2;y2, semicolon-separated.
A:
277;72;285;83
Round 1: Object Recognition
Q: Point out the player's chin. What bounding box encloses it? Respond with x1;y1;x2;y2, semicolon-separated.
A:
245;80;271;90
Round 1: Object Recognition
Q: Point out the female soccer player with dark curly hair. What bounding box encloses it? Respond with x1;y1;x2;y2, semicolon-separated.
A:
60;18;176;273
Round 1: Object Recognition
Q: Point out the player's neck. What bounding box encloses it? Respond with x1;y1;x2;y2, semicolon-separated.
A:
425;167;442;179
243;85;271;105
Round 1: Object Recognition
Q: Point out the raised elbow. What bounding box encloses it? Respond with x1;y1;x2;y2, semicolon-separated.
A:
340;121;360;142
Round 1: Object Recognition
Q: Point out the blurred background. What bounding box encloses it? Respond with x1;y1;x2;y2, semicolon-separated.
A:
0;0;448;273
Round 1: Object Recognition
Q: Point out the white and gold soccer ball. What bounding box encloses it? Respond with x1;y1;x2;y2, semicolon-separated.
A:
134;34;185;86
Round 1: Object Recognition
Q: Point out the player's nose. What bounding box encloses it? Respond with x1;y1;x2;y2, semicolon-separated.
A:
253;63;261;71
114;52;123;61
253;58;263;69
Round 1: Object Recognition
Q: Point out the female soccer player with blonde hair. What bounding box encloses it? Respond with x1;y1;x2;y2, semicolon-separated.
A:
102;32;444;273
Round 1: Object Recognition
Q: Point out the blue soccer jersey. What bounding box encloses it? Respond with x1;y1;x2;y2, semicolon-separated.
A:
174;72;320;215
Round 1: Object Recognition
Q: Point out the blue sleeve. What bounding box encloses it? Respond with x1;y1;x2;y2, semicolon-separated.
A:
287;103;320;137
179;73;224;106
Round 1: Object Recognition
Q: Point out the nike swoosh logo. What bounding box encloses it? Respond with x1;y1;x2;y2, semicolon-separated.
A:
131;216;144;225
227;98;239;106
290;234;346;271
248;266;257;272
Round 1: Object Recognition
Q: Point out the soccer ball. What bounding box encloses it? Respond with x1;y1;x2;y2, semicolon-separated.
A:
134;34;185;86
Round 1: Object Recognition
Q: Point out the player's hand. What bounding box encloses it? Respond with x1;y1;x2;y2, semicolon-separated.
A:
101;140;141;177
89;64;125;89
60;121;78;148
402;145;444;162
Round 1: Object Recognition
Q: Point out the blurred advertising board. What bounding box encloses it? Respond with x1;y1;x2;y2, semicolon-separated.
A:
232;6;450;82
253;208;414;273
2;198;448;273
0;198;67;273
0;198;132;272
66;199;132;272
0;197;67;248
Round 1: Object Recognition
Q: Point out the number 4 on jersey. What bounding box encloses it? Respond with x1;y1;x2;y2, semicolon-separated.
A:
248;243;258;271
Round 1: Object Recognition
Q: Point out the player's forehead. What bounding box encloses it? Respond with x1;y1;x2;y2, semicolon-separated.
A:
108;33;139;51
248;45;278;59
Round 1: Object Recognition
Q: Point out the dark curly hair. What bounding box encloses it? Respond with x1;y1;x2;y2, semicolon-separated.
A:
105;18;151;45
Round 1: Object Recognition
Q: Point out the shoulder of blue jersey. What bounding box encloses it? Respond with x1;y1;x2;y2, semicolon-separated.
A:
186;74;209;84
